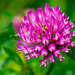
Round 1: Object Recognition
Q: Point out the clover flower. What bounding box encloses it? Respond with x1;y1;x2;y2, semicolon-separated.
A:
17;3;75;67
13;9;33;31
13;16;22;31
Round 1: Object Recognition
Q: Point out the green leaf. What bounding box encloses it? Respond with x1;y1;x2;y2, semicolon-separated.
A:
46;63;55;75
2;57;12;68
0;23;15;45
28;56;51;75
0;68;20;75
10;34;21;40
3;11;14;19
21;67;34;75
3;47;24;66
0;32;11;45
67;46;75;61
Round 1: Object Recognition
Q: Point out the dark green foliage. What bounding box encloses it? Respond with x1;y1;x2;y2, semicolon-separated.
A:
0;23;14;45
3;47;24;66
67;46;75;61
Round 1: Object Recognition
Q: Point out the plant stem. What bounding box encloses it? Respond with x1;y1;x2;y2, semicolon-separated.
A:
46;63;55;75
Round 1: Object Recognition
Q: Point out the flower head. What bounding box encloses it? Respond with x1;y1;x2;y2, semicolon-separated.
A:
13;16;22;31
17;3;75;67
13;9;33;31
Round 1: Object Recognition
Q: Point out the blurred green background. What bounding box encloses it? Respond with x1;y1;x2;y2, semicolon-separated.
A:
0;0;75;75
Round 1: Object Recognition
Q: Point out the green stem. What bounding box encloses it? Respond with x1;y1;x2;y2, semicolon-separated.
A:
46;63;55;75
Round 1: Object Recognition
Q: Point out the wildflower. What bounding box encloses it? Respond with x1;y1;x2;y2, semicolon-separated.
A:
13;9;33;31
13;16;22;31
17;3;75;67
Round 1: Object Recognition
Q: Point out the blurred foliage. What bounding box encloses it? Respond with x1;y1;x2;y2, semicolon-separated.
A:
3;47;24;66
68;46;75;61
0;0;75;75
